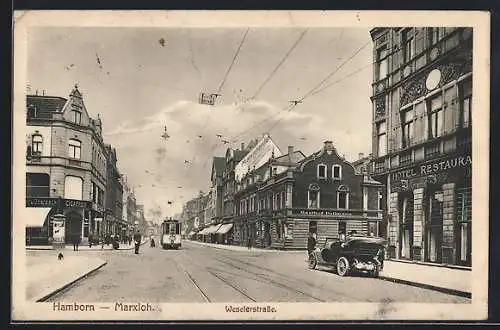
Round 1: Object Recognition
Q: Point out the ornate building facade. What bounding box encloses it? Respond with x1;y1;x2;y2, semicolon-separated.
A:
369;27;472;266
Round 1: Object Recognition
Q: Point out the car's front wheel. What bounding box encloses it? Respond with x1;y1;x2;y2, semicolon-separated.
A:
371;264;380;278
308;254;317;269
336;257;350;276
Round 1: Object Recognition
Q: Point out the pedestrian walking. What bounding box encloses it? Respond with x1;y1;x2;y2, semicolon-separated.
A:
307;232;316;258
71;232;81;251
247;235;252;250
134;230;142;254
88;232;93;248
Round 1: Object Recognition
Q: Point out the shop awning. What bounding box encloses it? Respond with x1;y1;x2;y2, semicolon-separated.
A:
203;224;222;235
216;223;233;234
197;228;208;235
25;207;51;227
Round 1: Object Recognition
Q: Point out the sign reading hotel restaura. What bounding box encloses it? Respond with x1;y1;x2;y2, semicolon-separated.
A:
390;152;472;191
292;208;379;218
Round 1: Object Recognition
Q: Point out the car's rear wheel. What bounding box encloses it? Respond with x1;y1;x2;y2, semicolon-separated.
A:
371;265;380;278
308;254;317;269
336;257;350;276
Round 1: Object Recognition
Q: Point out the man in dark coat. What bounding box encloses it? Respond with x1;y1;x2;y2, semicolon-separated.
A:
307;232;316;257
134;231;142;254
72;232;80;251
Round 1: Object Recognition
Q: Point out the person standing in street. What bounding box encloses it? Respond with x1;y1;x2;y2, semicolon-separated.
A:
134;230;142;254
307;232;316;258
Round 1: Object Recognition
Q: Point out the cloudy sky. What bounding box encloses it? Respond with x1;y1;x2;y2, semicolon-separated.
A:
27;26;374;221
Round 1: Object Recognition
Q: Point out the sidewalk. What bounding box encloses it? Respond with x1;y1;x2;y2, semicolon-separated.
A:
379;260;471;298
186;240;304;253
25;253;107;302
26;239;149;251
186;240;471;298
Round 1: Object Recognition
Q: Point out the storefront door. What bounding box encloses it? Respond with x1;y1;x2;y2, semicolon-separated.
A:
425;190;444;263
65;210;82;243
399;193;414;259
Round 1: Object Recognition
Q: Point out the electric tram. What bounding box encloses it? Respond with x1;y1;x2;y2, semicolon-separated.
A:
160;218;182;249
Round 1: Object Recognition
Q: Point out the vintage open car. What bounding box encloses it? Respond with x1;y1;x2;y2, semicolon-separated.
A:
308;235;387;277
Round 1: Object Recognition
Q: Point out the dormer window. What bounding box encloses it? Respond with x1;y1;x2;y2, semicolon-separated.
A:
71;109;82;124
332;165;342;180
317;164;327;179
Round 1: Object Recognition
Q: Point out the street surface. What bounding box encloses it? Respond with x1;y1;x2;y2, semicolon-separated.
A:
40;240;469;303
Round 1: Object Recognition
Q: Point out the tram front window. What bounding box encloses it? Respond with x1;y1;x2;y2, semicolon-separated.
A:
169;224;176;234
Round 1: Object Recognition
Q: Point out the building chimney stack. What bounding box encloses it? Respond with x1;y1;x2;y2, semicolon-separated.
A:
358;152;364;160
241;143;245;150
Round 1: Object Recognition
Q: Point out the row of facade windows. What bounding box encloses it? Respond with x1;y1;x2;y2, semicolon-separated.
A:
376;77;472;157
375;27;457;81
317;164;342;180
28;133;108;172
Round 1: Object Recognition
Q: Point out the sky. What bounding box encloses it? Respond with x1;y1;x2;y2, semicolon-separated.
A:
27;27;374;222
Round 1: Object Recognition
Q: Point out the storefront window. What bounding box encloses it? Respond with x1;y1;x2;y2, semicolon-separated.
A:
426;190;444;263
338;221;346;240
399;193;414;259
309;221;317;238
456;185;472;264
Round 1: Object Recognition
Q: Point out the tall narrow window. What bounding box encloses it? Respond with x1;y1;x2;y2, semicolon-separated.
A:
376;46;389;81
429;27;445;46
377;121;387;157
337;185;349;210
403;28;415;63
429;94;444;138
402;109;415;148
68;139;81;159
31;134;43;154
378;191;383;210
461;78;472;128
308;184;320;209
317;164;327;179
332;165;342;180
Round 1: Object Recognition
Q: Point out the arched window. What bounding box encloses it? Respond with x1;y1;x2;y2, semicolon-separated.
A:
68;139;81;159
332;165;342;180
31;134;43;154
337;185;350;210
317;164;327;179
308;183;320;209
64;175;83;200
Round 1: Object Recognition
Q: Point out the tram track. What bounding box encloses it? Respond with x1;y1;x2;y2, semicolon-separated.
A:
211;253;375;303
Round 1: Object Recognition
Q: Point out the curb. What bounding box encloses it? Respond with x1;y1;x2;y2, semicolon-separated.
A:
35;260;108;302
387;258;472;271
186;241;303;253
378;275;471;299
27;240;148;252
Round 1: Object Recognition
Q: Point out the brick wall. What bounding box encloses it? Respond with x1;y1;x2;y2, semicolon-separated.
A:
293;151;363;209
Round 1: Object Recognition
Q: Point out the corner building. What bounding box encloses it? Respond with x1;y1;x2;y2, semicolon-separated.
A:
369;27;472;266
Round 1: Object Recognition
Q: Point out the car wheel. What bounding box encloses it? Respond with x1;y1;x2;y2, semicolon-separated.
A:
336;257;350;276
308;254;317;269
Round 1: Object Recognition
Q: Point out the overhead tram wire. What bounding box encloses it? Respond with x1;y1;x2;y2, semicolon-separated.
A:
208;28;308;152
187;28;250;168
250;28;309;100
227;40;372;142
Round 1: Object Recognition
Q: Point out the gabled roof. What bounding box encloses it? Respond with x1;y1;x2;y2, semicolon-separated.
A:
272;150;307;165
26;95;68;119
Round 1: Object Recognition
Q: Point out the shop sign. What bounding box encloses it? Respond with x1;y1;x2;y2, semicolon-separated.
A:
26;197;58;208
391;152;472;191
52;216;65;244
64;199;92;209
292;208;379;218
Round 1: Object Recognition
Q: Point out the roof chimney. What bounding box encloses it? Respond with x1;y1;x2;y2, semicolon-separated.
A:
324;140;334;150
288;146;294;162
358;152;364;160
241;142;245;150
